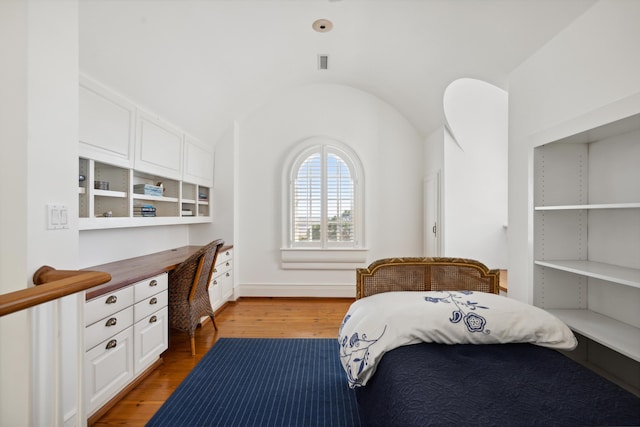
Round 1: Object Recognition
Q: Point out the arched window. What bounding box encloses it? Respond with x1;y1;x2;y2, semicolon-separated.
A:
281;138;366;268
291;145;358;247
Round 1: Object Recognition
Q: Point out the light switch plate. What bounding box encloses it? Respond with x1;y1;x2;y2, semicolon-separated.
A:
47;204;69;230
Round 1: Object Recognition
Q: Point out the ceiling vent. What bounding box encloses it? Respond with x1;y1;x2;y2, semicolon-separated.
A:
318;54;329;70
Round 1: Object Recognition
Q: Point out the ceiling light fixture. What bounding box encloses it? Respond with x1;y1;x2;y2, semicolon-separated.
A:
312;19;333;33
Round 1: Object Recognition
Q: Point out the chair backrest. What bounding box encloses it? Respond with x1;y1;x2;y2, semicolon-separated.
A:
171;239;224;302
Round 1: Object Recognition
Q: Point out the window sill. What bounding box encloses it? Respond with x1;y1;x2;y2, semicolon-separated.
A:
280;248;369;270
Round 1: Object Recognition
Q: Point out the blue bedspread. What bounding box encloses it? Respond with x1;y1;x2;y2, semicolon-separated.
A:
355;343;640;426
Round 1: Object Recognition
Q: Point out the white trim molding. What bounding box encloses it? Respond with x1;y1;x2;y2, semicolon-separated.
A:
240;282;357;298
280;248;368;270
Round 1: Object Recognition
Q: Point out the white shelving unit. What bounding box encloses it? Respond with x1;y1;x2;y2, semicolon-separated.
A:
78;73;215;231
79;158;212;230
532;111;640;389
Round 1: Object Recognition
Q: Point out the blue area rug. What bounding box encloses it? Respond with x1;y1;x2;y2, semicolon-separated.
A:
147;338;361;427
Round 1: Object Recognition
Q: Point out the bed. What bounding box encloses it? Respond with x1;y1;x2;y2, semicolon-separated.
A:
339;257;640;426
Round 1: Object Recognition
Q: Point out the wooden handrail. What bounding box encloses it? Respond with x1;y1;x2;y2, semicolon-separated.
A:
0;267;111;317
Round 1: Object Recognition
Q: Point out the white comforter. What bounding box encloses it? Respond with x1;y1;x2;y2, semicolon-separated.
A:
338;290;577;388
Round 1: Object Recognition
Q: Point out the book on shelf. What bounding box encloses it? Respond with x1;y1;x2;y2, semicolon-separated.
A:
134;204;156;211
133;184;163;197
181;210;194;216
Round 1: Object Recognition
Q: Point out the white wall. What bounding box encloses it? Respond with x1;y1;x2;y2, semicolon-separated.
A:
507;0;640;302
237;84;424;296
422;78;509;271
1;1;81;425
442;80;508;269
78;226;190;267
0;2;30;425
189;122;236;247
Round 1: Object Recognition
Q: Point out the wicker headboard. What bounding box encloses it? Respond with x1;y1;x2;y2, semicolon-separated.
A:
356;257;500;299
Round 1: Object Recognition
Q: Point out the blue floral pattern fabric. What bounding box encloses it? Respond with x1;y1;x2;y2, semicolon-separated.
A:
338;291;577;388
424;291;490;334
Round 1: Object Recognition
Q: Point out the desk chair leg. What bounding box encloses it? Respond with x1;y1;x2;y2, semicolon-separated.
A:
210;314;218;331
190;336;196;356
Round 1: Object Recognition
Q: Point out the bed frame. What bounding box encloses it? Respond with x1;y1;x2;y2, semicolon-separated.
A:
356;257;499;299
352;257;640;426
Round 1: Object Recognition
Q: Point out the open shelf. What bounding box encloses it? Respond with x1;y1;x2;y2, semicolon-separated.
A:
535;203;640;211
532;110;640;387
79;157;212;229
548;309;640;362
534;260;640;289
95;189;127;198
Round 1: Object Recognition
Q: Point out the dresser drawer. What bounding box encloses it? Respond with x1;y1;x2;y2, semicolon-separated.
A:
85;306;134;351
213;259;232;279
134;273;168;303
216;249;232;267
85;286;134;326
134;289;168;323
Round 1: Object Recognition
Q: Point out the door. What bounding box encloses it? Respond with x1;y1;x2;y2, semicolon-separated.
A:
424;172;440;256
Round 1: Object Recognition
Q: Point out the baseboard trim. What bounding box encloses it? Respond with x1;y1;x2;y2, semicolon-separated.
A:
239;283;356;298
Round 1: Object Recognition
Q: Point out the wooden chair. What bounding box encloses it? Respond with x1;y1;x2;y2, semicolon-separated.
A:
168;239;224;355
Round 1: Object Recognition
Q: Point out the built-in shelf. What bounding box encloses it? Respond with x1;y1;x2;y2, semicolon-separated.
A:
132;194;179;203
79;157;212;230
533;109;640;387
548;309;640;363
535;203;640;211
534;260;640;289
95;189;127;198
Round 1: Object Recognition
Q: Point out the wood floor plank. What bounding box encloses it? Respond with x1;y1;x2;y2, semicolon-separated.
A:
92;297;355;426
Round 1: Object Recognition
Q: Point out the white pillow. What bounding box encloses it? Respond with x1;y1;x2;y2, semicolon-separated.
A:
338;291;577;388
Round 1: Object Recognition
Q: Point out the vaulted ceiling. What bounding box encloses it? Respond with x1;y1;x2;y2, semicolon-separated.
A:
79;0;597;144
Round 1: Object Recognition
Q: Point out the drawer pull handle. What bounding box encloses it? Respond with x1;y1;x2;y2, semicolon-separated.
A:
213;280;218;285
105;317;117;327
105;339;117;350
226;272;230;277
214;268;218;273
225;251;230;255
149;280;158;287
226;262;230;267
150;297;158;305
149;315;158;323
105;295;117;304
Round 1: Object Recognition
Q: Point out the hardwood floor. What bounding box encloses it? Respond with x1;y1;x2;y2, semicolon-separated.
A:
92;297;355;426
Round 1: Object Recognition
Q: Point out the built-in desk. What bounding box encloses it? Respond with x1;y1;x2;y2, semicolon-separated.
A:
84;244;233;299
83;244;233;424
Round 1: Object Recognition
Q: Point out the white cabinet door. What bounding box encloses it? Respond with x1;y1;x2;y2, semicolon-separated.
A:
183;135;214;187
220;269;234;302
135;110;183;180
85;327;135;415
79;76;135;168
134;306;169;374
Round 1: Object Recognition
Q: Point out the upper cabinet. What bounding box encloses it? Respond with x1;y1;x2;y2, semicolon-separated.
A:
183;135;214;187
79;76;135;168
78;74;215;230
135;110;184;180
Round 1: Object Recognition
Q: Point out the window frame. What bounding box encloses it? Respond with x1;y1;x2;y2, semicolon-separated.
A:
281;137;366;269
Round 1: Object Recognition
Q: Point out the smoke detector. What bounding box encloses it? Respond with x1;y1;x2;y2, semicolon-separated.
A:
312;19;333;33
